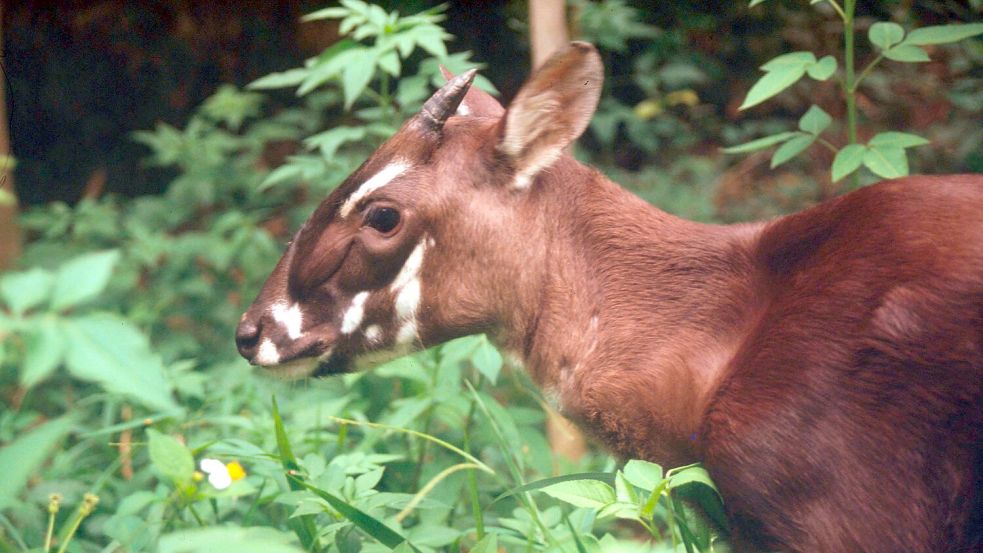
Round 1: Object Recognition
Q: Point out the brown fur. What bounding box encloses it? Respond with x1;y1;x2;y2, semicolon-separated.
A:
238;44;983;552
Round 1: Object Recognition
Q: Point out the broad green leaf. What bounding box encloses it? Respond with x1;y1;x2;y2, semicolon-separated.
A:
623;459;664;491
721;131;799;154
614;471;638;504
377;50;401;78
869;22;905;50
147;429;195;485
304;126;367;159
770;134;816;168
540;479;617;509
863;145;909;179
49;250;120;311
247;68;309;90
806;55;837;80
868;131;929;149
759;51;816;72
798;105;832;135
903;23;983;45
883;44;930;63
492;472;616;506
62;313;179;412
740;65;809;110
297;40;361;96
159;527;306;553
472;336;503;385
21;316;66;388
342;52;378;110
668;464;728;532
831;144;867;182
0;267;54;315
0;416;74;509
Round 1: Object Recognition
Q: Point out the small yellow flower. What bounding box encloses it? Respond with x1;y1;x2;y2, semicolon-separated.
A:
199;458;247;490
665;89;700;107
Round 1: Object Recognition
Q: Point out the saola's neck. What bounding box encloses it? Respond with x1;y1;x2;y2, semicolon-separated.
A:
515;157;763;464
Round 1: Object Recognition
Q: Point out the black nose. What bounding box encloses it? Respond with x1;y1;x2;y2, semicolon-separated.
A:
235;317;261;361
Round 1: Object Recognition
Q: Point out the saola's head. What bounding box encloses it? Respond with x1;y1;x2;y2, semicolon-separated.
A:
236;42;602;377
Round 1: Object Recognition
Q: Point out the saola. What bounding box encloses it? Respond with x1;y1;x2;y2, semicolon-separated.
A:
236;42;983;552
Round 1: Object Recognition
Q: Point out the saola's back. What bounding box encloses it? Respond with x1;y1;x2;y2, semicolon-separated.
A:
703;175;983;551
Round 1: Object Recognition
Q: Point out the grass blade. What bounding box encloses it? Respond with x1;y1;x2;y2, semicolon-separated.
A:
270;396;320;553
491;472;616;506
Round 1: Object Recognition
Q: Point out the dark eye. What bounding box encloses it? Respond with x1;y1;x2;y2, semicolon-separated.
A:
365;207;401;234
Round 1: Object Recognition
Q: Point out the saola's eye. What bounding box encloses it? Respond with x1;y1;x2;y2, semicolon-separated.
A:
364;207;401;234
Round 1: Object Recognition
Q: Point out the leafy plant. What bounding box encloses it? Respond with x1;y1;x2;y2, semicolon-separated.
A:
724;2;983;184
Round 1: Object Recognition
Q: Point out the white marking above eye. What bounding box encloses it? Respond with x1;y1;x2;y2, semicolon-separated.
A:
341;291;370;334
256;338;281;366
340;161;410;218
272;302;304;340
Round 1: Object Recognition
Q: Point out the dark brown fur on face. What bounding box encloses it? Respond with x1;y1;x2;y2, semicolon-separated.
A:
239;43;983;552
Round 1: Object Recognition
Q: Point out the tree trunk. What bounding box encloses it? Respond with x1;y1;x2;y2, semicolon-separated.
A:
528;0;587;465
0;0;21;270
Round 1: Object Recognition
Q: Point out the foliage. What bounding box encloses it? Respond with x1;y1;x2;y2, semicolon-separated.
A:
724;2;983;184
0;2;725;552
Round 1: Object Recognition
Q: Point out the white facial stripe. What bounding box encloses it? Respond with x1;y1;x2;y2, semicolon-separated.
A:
341;291;370;334
394;279;421;320
272;302;304;340
340;161;410;218
396;319;418;344
256;338;281;366
364;324;382;343
391;240;426;293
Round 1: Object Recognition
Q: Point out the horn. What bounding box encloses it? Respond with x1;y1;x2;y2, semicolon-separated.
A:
418;69;477;132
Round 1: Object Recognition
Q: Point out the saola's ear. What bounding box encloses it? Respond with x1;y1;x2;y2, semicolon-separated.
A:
499;42;603;189
439;66;505;118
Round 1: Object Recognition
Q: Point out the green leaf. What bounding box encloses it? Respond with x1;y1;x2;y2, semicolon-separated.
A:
740;65;809;110
472;336;502;385
540;479;617;509
271;397;320;551
806;55;837;80
248;68;309;90
62;313;179;412
883;44;930;63
623;460;664;491
903;23;983;45
0;416;75;510
798;105;832;135
296;478;415;550
297;40;361;96
377;50;401;78
759;51;816;72
147;429;195;485
0;267;54;315
868;131;930;149
770;134;816;168
301;7;349;22
869;22;905;50
491;472;616;506
721;131;799;154
863;145;909;179
470;534;498;553
831;144;867;182
304;126;367;159
342;52;378;110
49;250;120;311
668;464;728;532
21;316;66;388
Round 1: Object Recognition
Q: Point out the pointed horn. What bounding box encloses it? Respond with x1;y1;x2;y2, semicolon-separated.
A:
418;69;477;132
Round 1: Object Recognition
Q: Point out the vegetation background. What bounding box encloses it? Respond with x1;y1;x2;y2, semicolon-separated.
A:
0;1;980;552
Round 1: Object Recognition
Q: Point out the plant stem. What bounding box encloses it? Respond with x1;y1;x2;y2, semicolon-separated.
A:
825;0;847;21
44;511;56;553
852;54;884;92
462;399;485;540
843;0;858;147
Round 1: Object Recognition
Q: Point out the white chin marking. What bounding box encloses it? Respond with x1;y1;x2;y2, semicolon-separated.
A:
394;279;420;320
340;161;410;218
256;338;281;366
341;291;370;335
364;324;382;343
265;357;319;380
272;302;304;340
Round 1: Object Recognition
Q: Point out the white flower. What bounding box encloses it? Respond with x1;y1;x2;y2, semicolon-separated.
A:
199;458;232;490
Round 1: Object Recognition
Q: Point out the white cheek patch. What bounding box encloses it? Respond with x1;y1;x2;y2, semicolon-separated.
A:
389;238;427;344
341;291;370;334
396;319;418;344
271;302;304;340
256;338;281;366
339;161;410;219
394;279;420;320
